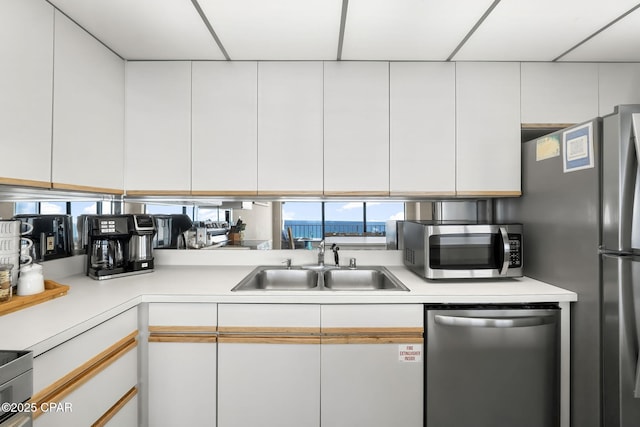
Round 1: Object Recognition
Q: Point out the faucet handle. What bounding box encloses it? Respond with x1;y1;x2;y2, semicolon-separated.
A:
349;258;357;269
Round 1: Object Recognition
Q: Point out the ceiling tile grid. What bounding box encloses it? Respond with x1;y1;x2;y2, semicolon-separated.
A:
45;0;640;61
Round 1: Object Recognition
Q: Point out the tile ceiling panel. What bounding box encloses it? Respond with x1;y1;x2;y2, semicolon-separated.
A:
198;0;343;60
48;0;225;60
453;0;640;61
561;7;640;61
341;0;495;60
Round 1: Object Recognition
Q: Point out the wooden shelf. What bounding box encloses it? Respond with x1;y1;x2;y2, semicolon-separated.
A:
0;280;69;316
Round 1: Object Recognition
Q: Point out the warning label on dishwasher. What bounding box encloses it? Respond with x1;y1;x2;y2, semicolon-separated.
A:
398;344;422;362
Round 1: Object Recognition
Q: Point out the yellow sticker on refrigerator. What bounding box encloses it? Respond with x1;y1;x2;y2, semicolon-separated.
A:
536;135;560;161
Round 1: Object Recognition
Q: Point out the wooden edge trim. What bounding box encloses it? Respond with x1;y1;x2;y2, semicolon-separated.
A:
91;386;138;427
190;190;258;197
218;335;321;344
149;334;217;343
218;326;320;334
321;327;423;335
521;123;574;129
31;331;138;419
389;191;456;197
149;325;217;334
125;190;191;196
0;177;51;189
456;191;521;197
322;335;423;344
257;191;324;197
323;191;390;197
52;182;124;195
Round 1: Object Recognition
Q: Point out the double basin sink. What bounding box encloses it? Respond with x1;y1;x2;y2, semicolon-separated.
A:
232;265;409;292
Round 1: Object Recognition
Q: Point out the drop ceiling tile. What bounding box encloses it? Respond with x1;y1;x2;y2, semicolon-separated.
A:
341;0;495;60
454;0;640;61
48;0;225;60
561;7;640;61
198;0;343;60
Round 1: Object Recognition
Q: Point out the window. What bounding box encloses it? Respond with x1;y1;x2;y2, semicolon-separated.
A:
282;201;404;241
15;202;38;215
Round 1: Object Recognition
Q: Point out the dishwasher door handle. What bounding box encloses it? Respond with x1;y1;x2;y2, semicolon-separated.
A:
434;314;556;328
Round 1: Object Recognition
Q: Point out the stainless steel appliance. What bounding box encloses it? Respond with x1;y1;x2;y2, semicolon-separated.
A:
153;214;193;249
385;220;404;250
0;350;33;427
495;104;640;427
86;214;156;280
425;304;560;427
403;220;523;279
12;215;73;262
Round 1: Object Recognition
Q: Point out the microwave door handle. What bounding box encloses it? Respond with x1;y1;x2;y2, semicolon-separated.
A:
499;227;510;275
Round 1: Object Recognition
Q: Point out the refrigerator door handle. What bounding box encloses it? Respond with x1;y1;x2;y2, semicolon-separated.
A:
434;314;556;328
498;226;511;275
635;359;640;398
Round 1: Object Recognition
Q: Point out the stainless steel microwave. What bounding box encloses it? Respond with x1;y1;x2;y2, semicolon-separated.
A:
403;221;523;280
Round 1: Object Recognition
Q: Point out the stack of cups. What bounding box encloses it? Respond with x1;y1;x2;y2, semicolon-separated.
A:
0;220;34;288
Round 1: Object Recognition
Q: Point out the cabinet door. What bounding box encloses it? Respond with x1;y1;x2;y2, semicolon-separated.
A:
258;62;324;196
148;341;216;427
51;11;124;193
192;62;257;196
147;303;217;427
125;61;191;194
456;62;521;196
324;62;389;196
598;63;640;116
218;304;320;427
390;62;456;196
102;393;138;427
0;0;53;187
321;305;423;427
521;62;598;124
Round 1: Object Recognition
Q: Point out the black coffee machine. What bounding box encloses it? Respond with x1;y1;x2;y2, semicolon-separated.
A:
86;214;156;280
13;214;73;261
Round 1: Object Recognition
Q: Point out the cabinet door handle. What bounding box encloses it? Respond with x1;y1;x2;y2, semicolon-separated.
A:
434;314;556;328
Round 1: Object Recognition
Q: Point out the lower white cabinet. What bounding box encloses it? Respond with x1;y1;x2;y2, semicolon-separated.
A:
320;305;424;427
146;303;217;427
217;304;321;427
31;308;139;427
216;303;423;427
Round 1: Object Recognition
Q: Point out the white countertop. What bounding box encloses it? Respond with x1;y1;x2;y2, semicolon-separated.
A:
0;253;577;356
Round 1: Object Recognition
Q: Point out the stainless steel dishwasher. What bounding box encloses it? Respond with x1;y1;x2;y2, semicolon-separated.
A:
425;304;560;427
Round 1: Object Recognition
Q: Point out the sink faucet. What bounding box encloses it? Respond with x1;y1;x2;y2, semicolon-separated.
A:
331;243;340;266
318;240;325;266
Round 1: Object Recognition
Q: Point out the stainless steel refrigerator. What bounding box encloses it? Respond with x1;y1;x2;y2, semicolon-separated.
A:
496;104;640;427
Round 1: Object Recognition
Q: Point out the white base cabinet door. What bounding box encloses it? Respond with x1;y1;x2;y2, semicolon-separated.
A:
217;341;320;427
217;304;321;427
321;343;423;427
320;304;424;427
148;341;216;427
146;303;218;427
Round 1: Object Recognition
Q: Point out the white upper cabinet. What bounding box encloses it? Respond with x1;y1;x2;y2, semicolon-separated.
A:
257;62;324;196
521;63;598;124
456;62;521;196
0;0;53;187
125;61;191;194
323;62;389;196
192;61;257;195
52;11;124;193
389;62;456;196
598;63;640;116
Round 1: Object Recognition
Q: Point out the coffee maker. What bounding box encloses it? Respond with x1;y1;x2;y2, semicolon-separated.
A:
86;214;156;280
13;214;73;261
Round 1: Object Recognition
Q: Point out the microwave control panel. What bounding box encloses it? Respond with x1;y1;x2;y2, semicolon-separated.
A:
508;234;522;267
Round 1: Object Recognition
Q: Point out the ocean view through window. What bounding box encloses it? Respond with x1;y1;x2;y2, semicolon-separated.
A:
282;202;405;243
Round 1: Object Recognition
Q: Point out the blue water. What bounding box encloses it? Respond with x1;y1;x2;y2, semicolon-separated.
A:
284;220;386;238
